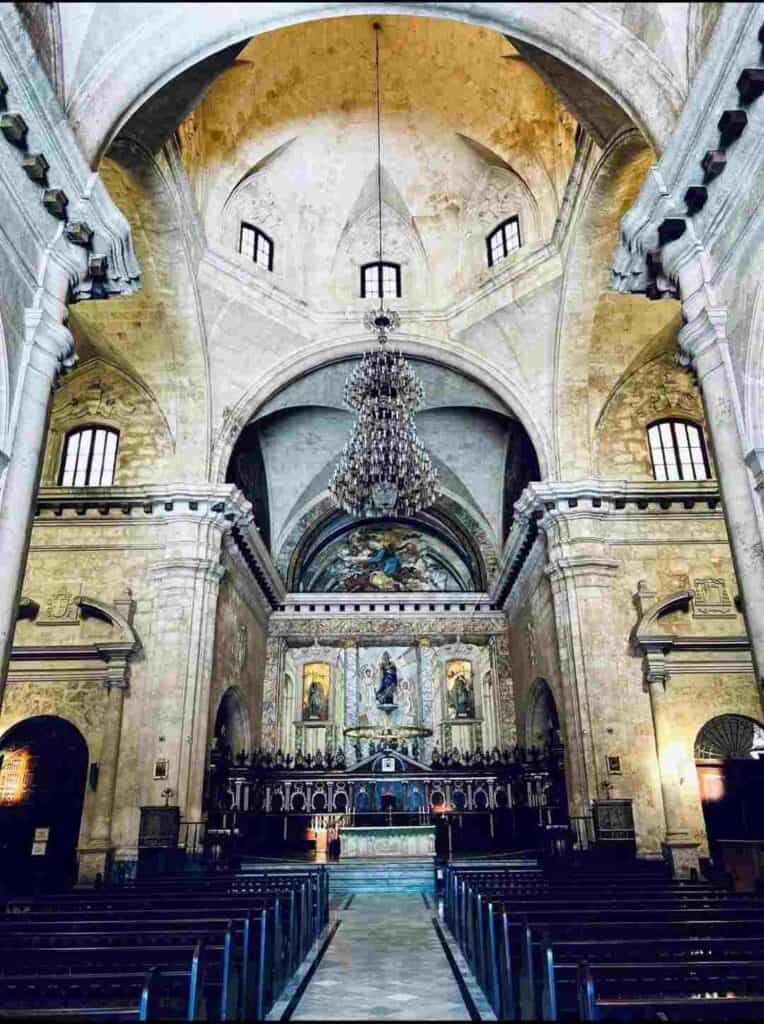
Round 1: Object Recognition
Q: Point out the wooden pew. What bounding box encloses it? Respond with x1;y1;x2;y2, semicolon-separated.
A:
533;935;764;1019
576;960;764;1021
0;940;207;1022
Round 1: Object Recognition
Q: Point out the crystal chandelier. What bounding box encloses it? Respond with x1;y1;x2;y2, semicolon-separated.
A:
329;24;439;518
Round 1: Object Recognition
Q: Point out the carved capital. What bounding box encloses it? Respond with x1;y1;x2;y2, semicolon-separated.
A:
644;650;669;688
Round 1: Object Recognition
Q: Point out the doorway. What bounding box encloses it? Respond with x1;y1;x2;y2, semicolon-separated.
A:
695;714;764;864
0;715;89;893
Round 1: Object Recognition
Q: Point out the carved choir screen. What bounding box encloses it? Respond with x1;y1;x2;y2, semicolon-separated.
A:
302;662;330;722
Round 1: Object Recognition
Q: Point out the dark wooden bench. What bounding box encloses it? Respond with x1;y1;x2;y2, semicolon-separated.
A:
577;960;764;1021
0;941;207;1021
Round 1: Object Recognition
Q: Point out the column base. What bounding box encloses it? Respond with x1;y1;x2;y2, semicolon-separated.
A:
662;839;700;879
76;844;114;887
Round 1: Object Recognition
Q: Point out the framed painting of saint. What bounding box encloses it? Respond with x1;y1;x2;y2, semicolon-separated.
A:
446;659;475;720
303;662;330;721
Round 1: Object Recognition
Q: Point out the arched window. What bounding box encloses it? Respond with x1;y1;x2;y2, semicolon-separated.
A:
647;419;710;481
486;216;521;267
59;426;119;487
239;222;273;271
361;261;401;299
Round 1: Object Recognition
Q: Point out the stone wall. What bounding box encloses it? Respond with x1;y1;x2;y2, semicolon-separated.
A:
595;352;709;479
208;548;270;754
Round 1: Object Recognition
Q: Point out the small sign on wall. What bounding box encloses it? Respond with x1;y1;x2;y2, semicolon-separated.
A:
32;827;50;857
606;755;622;775
153;758;169;780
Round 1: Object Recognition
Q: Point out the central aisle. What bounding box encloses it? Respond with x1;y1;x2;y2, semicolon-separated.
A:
291;893;474;1021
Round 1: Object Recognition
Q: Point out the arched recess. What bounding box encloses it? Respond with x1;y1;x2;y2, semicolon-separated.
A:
525;678;561;749
553;129;677;479
67;4;684;165
213;687;252;759
694;713;764;865
0;715;89;893
212;332;553;487
278;495;493;593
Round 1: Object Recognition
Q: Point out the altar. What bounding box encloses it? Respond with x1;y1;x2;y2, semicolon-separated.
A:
339;825;435;859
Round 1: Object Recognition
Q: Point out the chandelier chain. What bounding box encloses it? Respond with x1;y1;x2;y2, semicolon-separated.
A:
328;22;440;519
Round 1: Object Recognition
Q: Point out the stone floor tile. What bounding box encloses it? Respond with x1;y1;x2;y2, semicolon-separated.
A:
290;893;473;1021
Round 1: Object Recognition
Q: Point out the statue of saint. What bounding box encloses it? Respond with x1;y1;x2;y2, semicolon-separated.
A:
453;673;474;718
375;651;398;706
306;679;324;720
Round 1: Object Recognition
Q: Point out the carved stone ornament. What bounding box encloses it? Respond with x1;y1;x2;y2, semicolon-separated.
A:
693;577;735;619
57;378;137;422
237;623;248;671
37;584;82;626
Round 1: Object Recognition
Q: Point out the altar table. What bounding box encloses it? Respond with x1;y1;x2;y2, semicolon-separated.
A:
338;825;435;858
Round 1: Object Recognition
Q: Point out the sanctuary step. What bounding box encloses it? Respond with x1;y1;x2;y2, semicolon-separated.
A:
241;858;437;895
326;858;436;895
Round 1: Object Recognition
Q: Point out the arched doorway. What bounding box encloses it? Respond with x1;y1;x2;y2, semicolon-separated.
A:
0;716;89;893
526;678;561;749
213;687;251;760
695;714;764;863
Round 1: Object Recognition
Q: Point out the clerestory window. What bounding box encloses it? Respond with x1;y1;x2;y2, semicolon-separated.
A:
486;216;521;267
647;419;711;481
361;261;401;299
59;426;119;487
239;222;274;271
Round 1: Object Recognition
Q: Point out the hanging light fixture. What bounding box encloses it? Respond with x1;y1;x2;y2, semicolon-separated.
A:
329;23;439;518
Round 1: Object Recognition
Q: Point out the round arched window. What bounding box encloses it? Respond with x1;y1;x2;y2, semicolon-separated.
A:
59;426;119;487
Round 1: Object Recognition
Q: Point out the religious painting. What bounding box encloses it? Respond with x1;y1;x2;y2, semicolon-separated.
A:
300;523;476;593
302;662;330;721
446;659;475;720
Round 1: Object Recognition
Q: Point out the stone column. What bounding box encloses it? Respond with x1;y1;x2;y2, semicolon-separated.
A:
0;309;73;696
148;556;225;824
417;638;434;764
261;634;286;751
491;632;517;748
78;666;128;884
545;553;619;817
343;640;358;761
679;311;764;690
645;660;699;877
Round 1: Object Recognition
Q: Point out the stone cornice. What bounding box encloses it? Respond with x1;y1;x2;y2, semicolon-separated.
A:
611;3;762;297
268;612;508;643
33;482;251;524
0;6;140;303
199;237;563;341
492;479;723;609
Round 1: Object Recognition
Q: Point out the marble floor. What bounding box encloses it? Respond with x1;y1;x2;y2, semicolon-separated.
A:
290;894;475;1020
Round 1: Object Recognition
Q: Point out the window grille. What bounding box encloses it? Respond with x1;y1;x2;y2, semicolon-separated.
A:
647;419;710;481
239;222;274;271
361;261;401;299
486;216;521;267
59;427;119;487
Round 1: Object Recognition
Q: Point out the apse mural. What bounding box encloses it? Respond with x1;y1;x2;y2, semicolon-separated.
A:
301;525;475;593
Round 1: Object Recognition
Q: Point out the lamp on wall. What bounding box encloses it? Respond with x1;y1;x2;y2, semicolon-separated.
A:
329;24;439;519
